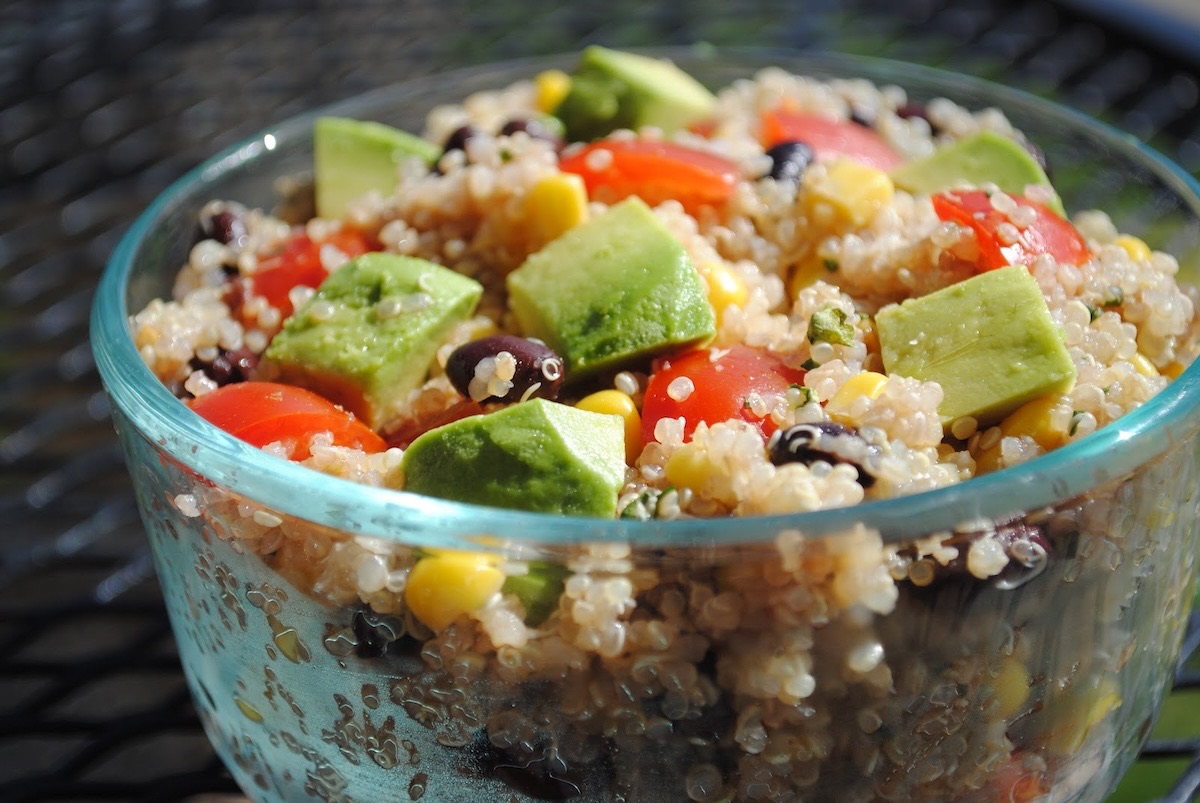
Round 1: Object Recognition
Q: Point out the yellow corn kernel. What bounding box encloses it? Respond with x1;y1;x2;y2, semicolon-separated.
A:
525;173;589;245
1046;677;1121;754
1114;234;1151;262
404;551;505;631
999;393;1068;451
697;261;749;324
665;448;710;493
826;372;888;424
788;255;839;295
1129;352;1158;378
975;393;1068;473
577;389;642;464
807;160;895;227
1163;360;1187;380
991;657;1030;720
534;69;571;113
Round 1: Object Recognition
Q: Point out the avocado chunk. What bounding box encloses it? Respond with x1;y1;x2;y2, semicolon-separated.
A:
875;265;1076;428
502;561;571;626
506;197;716;381
400;398;627;516
314;116;441;219
264;252;483;429
554;46;717;141
890;130;1065;216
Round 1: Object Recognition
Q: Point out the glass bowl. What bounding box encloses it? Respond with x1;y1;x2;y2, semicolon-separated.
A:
92;49;1200;802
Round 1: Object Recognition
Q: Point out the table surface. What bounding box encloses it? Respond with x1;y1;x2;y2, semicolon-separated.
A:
1;1;1199;801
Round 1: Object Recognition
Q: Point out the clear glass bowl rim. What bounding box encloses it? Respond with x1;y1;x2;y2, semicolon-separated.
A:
91;47;1200;549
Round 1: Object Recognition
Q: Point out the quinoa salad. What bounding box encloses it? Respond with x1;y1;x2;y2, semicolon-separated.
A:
128;49;1200;801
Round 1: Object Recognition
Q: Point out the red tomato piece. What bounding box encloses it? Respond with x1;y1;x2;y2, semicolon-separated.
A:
558;139;738;216
250;228;375;317
760;109;901;171
986;754;1052;802
189;381;386;461
641;346;807;444
931;189;1090;271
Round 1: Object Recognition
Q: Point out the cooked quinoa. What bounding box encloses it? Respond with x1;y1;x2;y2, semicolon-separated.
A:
131;52;1199;801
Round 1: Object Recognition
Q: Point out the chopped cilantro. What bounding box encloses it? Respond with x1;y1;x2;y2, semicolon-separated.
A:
807;306;855;346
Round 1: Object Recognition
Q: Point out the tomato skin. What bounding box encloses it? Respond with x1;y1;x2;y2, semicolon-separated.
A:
641;346;807;444
250;228;375;316
188;381;386;461
760;109;901;171
558;139;738;216
931;189;1089;271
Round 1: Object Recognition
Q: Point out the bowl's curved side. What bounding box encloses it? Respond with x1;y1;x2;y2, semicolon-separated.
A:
116;401;1200;801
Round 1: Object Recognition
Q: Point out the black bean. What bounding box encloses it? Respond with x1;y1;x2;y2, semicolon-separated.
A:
895;102;942;137
768;421;878;487
499;117;563;147
446;335;565;404
764;140;814;185
442;124;481;155
351;607;404;659
190;346;259;388
899;521;1052;591
197;201;248;246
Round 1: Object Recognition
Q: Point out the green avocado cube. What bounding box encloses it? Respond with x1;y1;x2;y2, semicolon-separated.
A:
314;116;441;219
400;399;627;517
554;46;717;141
264;253;482;428
890;130;1065;216
876;265;1076;427
506;197;716;381
502;561;571;625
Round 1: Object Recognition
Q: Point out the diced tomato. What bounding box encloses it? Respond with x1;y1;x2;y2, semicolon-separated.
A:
760;109;901;171
932;189;1090;272
558;139;738;216
189;381;386;461
987;753;1052;802
250;227;375;316
688;118;718;138
641;346;807;444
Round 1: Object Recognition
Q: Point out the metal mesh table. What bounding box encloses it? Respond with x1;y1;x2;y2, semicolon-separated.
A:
1;1;1198;800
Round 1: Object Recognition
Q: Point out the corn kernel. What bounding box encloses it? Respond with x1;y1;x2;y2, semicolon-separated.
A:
807;160;895;227
826;372;887;424
991;657;1030;720
999;393;1068;451
665;448;710;493
577;389;642;464
1163;360;1187;380
1129;352;1159;378
534;69;571;113
525;174;589;245
1114;234;1151;262
404;551;505;631
975;393;1067;473
1046;677;1121;754
788;255;839;296
697;261;749;324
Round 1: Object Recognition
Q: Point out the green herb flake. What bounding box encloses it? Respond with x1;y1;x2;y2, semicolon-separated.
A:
802;358;820;370
1085;304;1101;322
807;306;855;346
822;258;839;273
1102;286;1125;307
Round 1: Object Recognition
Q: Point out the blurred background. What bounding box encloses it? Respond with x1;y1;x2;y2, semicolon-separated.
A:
1;0;1199;800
